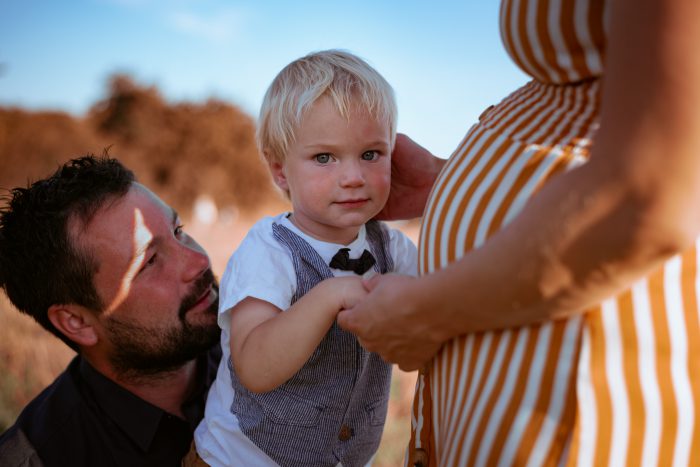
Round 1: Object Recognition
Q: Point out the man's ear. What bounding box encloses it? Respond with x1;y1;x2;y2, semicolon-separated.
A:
268;159;289;192
47;304;99;347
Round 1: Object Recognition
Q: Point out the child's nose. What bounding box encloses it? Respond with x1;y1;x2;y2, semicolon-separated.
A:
340;160;365;187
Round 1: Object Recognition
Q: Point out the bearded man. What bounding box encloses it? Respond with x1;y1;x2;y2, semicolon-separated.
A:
0;156;221;466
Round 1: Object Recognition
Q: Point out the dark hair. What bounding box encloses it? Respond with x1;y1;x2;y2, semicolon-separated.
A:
0;155;135;350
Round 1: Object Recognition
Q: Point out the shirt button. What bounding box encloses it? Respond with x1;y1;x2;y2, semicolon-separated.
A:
338;424;353;441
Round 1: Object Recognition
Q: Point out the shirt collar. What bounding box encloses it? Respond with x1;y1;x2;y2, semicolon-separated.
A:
280;213;368;264
79;358;165;452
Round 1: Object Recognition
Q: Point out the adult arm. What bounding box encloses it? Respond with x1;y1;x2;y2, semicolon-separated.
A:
0;427;44;467
230;277;366;393
375;134;446;220
339;0;700;370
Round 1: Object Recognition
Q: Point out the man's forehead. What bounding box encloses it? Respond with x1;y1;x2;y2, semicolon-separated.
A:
69;183;175;247
132;183;179;220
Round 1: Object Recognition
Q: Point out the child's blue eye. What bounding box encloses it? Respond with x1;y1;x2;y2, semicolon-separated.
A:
315;154;331;164
361;151;378;161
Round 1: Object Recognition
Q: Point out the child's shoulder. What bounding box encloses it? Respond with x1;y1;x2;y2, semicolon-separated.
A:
232;213;291;259
242;213;290;242
223;213;295;279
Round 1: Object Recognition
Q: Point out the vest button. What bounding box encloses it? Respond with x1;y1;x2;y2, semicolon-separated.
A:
412;448;428;466
338;424;353;441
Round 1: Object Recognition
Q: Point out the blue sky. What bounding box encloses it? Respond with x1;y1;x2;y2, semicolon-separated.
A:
1;0;528;157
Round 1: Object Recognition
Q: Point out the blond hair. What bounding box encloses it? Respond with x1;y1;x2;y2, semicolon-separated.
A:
257;49;397;164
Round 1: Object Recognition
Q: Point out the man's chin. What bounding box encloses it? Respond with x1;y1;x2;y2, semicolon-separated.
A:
110;327;219;379
106;313;220;379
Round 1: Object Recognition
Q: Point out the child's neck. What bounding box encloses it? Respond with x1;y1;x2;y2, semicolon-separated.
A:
287;213;362;245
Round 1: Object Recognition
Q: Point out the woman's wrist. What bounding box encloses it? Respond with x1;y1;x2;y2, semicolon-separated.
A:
407;272;459;345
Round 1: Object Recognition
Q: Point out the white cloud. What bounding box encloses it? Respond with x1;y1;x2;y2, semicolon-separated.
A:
168;8;242;44
98;0;151;7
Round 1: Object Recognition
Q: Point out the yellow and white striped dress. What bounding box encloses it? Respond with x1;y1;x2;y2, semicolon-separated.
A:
408;0;700;465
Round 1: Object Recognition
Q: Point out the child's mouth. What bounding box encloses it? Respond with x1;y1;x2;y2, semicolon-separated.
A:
335;199;369;208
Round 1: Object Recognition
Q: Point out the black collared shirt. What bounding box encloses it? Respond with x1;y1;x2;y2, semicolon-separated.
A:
0;346;220;467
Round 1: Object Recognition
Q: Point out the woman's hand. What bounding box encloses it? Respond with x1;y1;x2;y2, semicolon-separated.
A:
376;134;446;221
337;273;444;371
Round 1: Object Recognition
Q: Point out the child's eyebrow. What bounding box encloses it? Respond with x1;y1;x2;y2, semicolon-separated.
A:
363;140;391;147
302;141;335;149
303;140;390;150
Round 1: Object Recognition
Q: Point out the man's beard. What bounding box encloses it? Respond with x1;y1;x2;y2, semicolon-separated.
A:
104;269;220;379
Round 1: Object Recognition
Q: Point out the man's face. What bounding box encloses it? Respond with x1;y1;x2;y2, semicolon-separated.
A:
73;183;219;376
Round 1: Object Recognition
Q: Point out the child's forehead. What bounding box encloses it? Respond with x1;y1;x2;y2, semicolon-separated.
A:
299;96;377;125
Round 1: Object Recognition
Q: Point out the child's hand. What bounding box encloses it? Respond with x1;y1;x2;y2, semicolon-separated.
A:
337;273;442;371
330;276;369;312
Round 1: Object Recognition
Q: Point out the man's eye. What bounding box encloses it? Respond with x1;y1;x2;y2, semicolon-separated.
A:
361;151;378;161
141;254;157;272
314;154;331;164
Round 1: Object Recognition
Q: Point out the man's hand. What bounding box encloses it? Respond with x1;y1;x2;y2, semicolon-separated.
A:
376;134;446;221
337;274;443;371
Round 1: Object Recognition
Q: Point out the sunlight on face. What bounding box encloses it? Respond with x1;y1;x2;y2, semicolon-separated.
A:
104;208;153;314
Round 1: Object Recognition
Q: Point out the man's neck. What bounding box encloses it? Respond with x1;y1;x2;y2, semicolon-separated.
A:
87;355;198;419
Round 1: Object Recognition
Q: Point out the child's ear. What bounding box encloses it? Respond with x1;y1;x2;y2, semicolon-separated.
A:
47;304;99;348
268;159;289;192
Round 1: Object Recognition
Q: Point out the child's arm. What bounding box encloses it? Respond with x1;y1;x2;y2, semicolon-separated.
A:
228;276;367;393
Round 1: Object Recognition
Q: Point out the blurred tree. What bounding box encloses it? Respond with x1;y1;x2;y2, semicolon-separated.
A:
0;109;105;189
0;74;283;217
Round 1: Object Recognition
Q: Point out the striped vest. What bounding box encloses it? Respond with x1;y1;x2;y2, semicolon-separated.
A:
229;220;393;467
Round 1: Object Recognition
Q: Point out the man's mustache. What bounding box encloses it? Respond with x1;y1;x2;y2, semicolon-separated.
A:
178;269;218;320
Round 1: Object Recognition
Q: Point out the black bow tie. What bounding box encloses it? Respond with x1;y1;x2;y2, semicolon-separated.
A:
329;248;376;275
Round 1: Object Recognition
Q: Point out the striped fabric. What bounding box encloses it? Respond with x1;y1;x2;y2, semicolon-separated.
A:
407;0;700;465
229;222;393;467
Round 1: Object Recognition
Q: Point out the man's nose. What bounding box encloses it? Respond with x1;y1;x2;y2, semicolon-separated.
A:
180;239;210;282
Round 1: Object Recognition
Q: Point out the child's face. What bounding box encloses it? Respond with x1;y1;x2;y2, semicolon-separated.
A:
270;96;391;244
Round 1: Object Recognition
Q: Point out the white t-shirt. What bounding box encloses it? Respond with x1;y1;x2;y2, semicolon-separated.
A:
194;213;418;467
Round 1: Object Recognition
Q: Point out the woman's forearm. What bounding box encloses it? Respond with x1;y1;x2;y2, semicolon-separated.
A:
420;0;700;340
418;161;688;339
